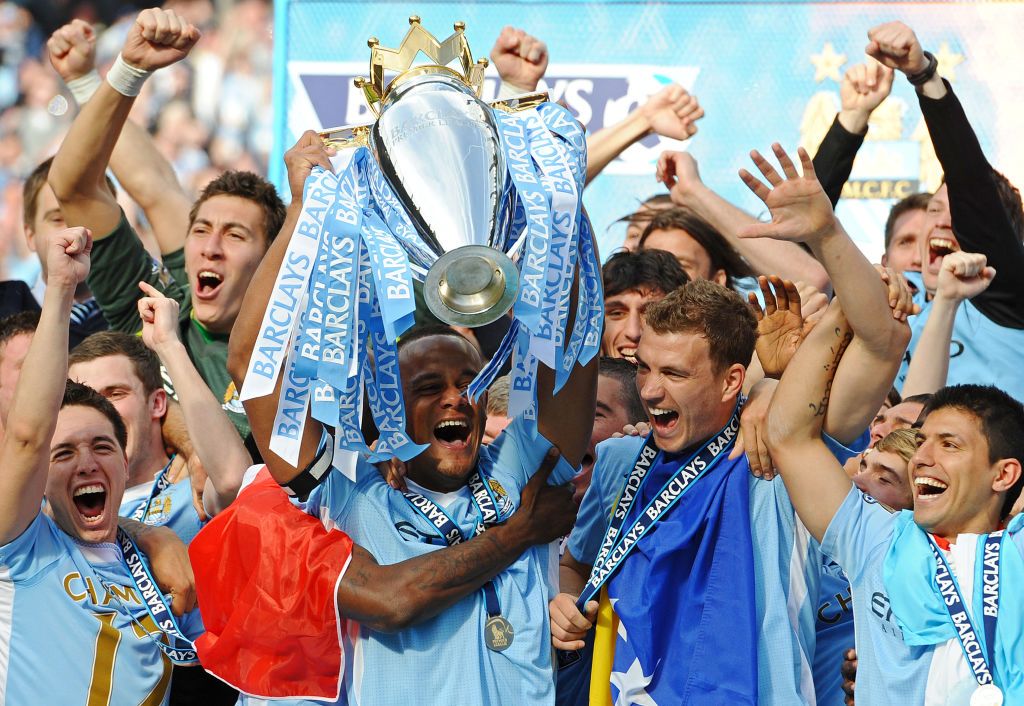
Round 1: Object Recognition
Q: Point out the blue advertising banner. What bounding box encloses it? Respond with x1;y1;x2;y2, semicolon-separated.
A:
272;1;1024;261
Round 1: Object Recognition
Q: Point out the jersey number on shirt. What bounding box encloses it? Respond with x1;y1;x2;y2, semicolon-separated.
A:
88;612;172;706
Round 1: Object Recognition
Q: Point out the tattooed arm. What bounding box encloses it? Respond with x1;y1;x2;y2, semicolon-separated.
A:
736;143;911;446
764;299;857;542
336;449;574;632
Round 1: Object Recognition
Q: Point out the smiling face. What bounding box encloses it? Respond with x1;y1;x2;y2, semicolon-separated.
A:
602;287;665;363
635;327;742;454
401;335;487;491
919;184;958;295
854;449;913;511
641;228;726;286
910;407;1012;537
45;405;129;544
882;208;925;273
185;194;269;335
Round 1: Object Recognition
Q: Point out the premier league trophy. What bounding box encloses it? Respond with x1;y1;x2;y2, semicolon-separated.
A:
320;16;549;326
242;17;602;466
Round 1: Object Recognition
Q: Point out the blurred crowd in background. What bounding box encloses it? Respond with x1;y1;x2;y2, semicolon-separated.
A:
0;0;272;281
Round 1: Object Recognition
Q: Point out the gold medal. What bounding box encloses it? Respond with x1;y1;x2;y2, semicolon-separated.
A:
970;684;1004;706
484;615;515;652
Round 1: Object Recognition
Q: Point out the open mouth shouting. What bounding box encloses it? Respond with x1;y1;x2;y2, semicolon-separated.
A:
434;418;472;450
648;407;680;435
914;475;949;504
72;483;108;526
927;237;959;272
195;269;225;300
618;347;637;364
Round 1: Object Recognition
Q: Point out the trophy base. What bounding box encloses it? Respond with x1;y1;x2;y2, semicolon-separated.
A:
424;245;519;327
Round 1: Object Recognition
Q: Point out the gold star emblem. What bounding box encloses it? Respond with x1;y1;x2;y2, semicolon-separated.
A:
810;42;846;83
934;42;964;82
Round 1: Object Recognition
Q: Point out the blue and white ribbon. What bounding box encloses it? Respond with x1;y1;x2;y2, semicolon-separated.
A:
248;101;601;475
241;167;337;401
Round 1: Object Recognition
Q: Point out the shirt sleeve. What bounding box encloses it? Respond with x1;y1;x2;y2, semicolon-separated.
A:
484;416;580;490
566;436;642;566
823;431;867;465
821;486;897;584
87;212;191;334
812;115;866;208
300;457;369;525
917;80;1024;328
0;512;63;582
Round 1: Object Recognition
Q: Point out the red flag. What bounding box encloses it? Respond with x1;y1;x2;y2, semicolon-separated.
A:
189;467;353;700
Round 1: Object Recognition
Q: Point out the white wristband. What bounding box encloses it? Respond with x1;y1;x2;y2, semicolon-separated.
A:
497;80;534;100
106;53;152;97
66;69;102;105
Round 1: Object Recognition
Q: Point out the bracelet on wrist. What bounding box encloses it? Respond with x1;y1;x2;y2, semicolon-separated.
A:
907;51;938;87
106;53;152;97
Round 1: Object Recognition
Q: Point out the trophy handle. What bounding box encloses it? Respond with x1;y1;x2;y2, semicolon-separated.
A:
316;92;549;151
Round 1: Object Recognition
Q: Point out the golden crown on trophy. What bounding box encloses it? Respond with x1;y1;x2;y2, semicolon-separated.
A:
319;16;546;150
356;16;489;113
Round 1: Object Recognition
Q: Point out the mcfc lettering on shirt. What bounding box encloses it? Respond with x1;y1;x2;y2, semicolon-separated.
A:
0;513;204;705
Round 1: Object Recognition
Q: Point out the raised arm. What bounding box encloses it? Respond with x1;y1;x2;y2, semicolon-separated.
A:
536;245;598;468
902;251;995;396
812;59;894;207
739;144;906;352
586;85;703;185
764;299;855;541
867;21;1024;324
49;9;199;242
47;19;191;254
661;150;829;290
226;131;330;483
0;227;91;544
490;26;548;96
739;144;913;444
138;282;249;515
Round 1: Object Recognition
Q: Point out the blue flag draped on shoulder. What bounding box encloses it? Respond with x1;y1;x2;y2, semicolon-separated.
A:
587;410;759;705
243;17;602;470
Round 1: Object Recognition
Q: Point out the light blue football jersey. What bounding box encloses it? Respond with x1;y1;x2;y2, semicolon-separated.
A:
822;486;1001;706
269;416;577;706
568;434;820;705
119;463;204;546
0;512;204;705
812;435;860;706
896;272;1024;402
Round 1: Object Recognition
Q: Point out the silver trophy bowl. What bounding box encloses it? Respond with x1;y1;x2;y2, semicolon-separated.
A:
371;69;518;327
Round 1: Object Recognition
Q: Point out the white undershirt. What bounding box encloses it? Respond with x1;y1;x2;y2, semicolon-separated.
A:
925;534;981;706
404;478;466;510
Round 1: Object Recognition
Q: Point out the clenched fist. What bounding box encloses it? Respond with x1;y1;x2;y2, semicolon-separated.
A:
121;8;201;72
490;26;548;93
866;22;928;76
47;20;97;82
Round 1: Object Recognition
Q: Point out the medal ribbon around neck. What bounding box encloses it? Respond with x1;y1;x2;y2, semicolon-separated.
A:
400;470;506;624
927;531;1005;691
577;407;741;610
